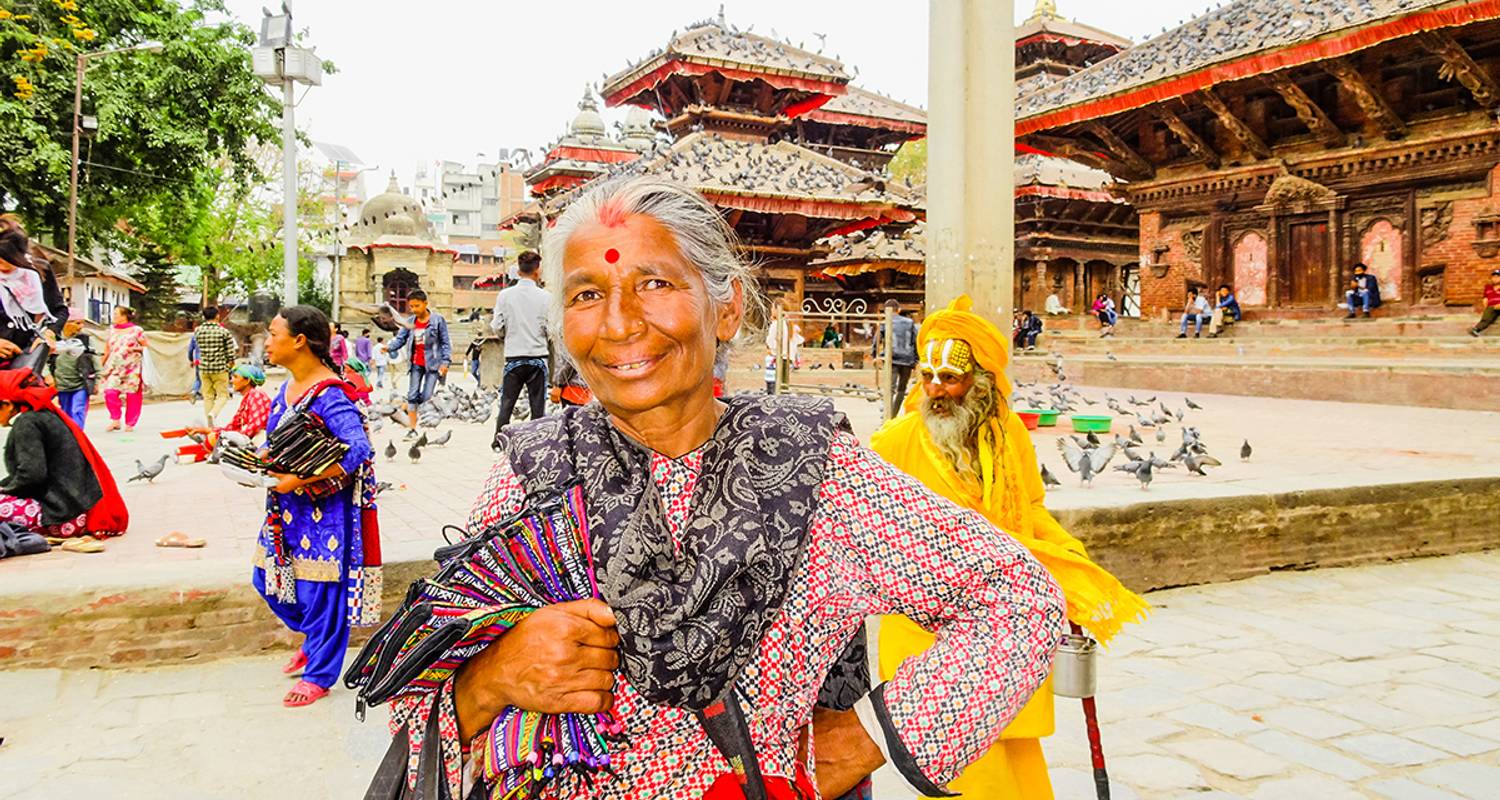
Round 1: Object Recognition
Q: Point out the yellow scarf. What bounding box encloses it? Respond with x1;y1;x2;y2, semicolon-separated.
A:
871;407;1148;644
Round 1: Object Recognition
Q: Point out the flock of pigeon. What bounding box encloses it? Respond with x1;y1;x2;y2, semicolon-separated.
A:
1024;360;1252;491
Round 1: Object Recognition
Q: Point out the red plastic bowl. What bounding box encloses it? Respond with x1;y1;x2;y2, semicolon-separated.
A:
1016;411;1041;430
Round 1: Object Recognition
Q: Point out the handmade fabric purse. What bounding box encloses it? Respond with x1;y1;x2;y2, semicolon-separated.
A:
347;481;625;799
219;380;352;498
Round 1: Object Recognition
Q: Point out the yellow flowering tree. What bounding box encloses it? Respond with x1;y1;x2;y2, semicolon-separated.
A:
0;0;279;264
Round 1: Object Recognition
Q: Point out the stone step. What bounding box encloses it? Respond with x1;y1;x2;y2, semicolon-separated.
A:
1036;336;1500;361
1041;314;1484;339
1008;355;1500;411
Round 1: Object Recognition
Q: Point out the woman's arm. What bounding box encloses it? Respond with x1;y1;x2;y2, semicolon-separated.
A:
823;433;1066;792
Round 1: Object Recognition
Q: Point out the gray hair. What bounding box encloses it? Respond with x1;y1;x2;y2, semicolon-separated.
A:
540;176;765;360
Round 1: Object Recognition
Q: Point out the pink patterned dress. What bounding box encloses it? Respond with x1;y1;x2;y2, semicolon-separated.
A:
101;324;147;394
390;430;1066;798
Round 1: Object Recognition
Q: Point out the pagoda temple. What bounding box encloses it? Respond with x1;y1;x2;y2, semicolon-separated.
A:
524;89;658;201
1017;0;1500;317
336;174;459;318
594;13;921;306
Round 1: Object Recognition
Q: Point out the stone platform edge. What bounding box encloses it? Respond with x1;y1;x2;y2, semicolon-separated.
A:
2;476;1497;670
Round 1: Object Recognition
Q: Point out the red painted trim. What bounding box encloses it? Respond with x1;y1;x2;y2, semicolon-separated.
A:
784;93;834;119
701;192;915;222
604;58;845;108
1015;184;1122;203
1018;0;1500;135
545;145;641;164
529;174;588;196
803;108;927;135
825;216;892;238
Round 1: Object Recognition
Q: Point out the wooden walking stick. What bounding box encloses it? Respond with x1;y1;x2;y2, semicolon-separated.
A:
1070;622;1110;800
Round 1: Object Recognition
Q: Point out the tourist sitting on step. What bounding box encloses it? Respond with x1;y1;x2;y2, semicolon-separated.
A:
1091;292;1117;337
1044;292;1070;315
1207;284;1241;338
1177;288;1212;338
1470;269;1500;337
1013;309;1043;351
1343;263;1382;318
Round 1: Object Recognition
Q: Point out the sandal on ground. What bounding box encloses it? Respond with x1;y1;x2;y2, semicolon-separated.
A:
283;680;328;707
282;649;308;675
154;531;206;548
106;421;121;432
60;536;104;554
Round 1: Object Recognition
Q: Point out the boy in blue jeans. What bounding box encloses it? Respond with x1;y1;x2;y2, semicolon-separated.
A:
52;317;96;427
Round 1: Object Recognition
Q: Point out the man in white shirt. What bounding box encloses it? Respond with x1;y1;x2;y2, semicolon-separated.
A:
1177;288;1212;338
490;250;552;444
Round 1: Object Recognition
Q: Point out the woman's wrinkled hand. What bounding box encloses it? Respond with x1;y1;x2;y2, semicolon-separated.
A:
455;598;619;740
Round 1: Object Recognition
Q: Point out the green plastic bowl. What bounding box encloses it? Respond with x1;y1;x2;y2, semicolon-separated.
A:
1070;415;1113;433
1019;408;1060;427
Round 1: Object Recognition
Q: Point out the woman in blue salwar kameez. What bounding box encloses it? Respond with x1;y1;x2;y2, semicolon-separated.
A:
253;305;382;708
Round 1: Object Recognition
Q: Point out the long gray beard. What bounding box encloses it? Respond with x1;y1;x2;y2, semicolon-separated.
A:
920;370;1000;482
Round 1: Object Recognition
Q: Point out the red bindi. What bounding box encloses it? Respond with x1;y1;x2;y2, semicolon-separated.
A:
604;248;620;264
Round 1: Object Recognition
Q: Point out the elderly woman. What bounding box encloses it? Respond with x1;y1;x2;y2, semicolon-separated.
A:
382;178;1065;800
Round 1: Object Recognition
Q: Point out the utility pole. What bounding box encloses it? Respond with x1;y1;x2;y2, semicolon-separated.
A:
66;41;163;315
332;160;343;324
252;2;321;309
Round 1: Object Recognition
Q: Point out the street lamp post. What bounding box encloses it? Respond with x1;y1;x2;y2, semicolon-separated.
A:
66;40;163;314
252;2;322;309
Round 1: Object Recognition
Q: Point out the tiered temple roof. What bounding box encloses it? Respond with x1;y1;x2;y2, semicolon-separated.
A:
811;222;926;277
525;89;655;198
1018;0;1457;127
1015;0;1131;94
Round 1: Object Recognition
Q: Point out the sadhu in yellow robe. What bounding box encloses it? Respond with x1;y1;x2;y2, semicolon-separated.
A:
870;366;1147;798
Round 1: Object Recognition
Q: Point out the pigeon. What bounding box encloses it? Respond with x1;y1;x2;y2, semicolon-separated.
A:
1128;425;1144;444
374;481;394;497
1056;440;1117;487
1040;464;1062;488
408;443;422;464
1136;414;1156;429
1175;407;1186;422
429;430;453;447
1156;427;1167;443
128;455;169;483
384;440;397;461
1086;431;1101;446
1115;452;1176;489
1185;397;1204;410
1182;452;1224;476
1241;439;1253;461
415;432;428;449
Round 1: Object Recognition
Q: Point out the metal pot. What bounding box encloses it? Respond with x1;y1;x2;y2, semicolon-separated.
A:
1053;633;1098;699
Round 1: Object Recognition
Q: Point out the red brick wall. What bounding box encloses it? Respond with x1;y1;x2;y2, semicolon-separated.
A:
1137;211;1205;317
1420;163;1500;308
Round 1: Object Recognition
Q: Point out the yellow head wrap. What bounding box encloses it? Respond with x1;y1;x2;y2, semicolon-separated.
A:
904;295;1015;510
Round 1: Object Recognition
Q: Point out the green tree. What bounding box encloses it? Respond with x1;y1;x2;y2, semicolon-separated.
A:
887;139;927;187
131;246;181;327
0;0;279;254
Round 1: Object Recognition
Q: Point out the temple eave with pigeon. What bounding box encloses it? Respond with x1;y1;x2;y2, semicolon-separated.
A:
1017;0;1500;317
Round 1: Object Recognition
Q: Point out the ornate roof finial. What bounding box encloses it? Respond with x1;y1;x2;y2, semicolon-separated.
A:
1026;0;1060;23
716;4;725;27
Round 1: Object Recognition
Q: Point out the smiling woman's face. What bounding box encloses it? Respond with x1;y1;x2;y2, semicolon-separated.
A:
560;212;741;418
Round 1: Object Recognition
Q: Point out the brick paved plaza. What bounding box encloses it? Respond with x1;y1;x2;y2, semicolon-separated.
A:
3;552;1497;799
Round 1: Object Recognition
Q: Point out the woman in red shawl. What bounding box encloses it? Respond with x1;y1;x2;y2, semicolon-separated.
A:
0;368;129;538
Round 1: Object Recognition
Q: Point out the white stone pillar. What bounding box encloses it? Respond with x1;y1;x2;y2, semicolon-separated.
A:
925;0;1016;325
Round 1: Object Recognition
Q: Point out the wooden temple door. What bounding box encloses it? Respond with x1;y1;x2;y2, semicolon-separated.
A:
1285;221;1328;306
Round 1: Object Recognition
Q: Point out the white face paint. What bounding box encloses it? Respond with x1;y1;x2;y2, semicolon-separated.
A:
920;339;974;380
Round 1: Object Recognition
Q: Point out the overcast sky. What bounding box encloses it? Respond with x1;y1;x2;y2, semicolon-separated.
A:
219;0;1216;185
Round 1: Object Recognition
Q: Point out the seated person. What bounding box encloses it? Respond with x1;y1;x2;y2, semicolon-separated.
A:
1091;293;1117;337
1013;309;1044;350
176;363;273;462
1344;263;1382;318
1207;284;1241;338
1044;292;1070;315
1177;288;1212;338
0;368;127;538
818;323;843;349
1471;269;1500;337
